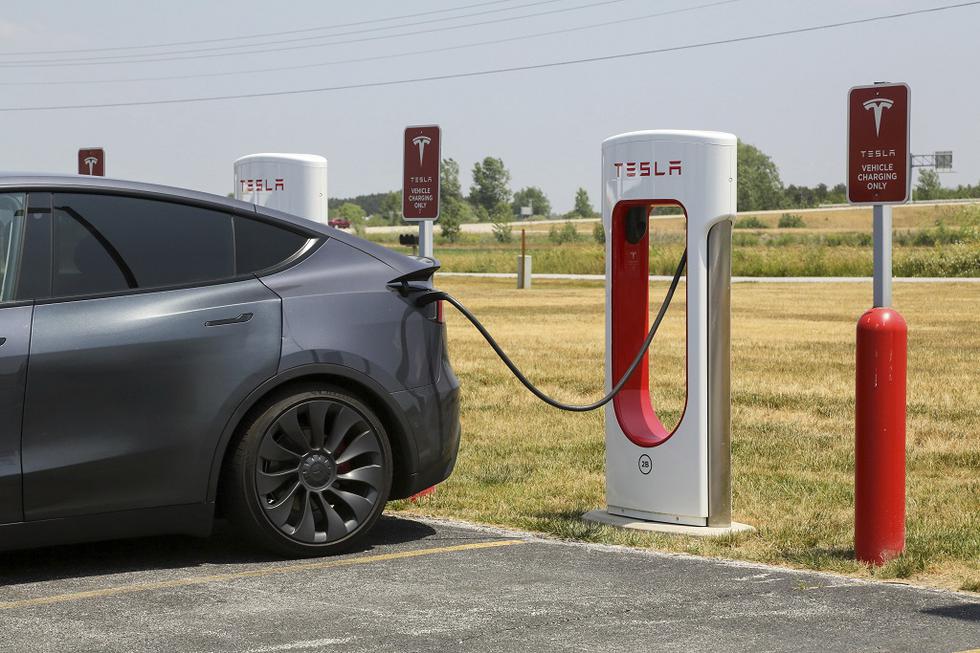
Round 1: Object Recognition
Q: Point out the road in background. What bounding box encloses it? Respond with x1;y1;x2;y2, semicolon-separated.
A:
437;273;980;283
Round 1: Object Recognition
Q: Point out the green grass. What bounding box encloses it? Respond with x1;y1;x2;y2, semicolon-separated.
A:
778;213;807;228
404;242;979;277
736;216;768;229
390;277;980;593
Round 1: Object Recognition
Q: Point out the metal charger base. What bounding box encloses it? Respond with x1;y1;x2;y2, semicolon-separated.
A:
582;510;755;537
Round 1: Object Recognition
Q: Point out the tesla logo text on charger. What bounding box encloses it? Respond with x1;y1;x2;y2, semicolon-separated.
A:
613;160;682;177
240;178;285;192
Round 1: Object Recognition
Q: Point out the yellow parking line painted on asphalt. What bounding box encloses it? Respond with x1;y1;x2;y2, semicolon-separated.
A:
0;538;525;610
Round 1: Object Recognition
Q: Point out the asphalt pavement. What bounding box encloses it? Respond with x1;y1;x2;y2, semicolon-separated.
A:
0;516;976;652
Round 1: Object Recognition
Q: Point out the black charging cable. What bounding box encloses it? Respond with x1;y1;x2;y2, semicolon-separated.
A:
415;251;687;412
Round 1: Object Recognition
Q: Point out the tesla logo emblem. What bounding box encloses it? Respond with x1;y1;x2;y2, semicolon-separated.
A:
78;148;105;176
863;98;894;137
412;136;431;165
638;454;652;475
240;178;285;192
613;160;682;178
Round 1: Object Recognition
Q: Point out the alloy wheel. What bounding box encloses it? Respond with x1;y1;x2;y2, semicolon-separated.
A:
254;399;385;544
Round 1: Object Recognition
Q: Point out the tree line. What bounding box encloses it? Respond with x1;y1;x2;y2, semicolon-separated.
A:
329;142;979;234
329;156;596;241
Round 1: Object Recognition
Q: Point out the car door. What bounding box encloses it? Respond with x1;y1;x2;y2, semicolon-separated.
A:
20;191;284;520
0;191;36;524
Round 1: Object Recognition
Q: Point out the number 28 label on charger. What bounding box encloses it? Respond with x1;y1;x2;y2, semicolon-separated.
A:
638;454;652;475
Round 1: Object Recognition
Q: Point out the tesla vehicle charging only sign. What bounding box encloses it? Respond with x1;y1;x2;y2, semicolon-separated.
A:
403;125;440;221
847;83;910;204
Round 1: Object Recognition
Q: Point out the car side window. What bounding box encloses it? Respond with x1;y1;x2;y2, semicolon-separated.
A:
234;215;310;275
51;193;235;298
0;193;27;302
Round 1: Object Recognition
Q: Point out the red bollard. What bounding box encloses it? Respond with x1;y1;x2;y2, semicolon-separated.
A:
409;485;436;503
855;307;907;565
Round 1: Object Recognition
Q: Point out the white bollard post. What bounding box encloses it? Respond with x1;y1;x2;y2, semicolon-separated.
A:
517;255;532;289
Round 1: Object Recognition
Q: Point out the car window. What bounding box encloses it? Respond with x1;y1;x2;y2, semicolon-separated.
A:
51;193;235;298
17;193;54;301
0;193;26;302
234;215;310;274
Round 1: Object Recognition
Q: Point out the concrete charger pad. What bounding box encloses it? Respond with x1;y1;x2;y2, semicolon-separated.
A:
583;509;756;536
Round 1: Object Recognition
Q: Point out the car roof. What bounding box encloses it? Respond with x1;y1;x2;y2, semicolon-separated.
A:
0;173;332;237
0;172;431;277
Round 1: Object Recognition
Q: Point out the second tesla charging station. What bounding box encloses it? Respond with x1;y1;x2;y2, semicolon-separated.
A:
234;153;328;224
587;130;750;533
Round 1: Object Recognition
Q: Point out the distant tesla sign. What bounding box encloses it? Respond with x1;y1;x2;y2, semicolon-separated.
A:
78;148;105;176
847;83;910;204
403;125;440;221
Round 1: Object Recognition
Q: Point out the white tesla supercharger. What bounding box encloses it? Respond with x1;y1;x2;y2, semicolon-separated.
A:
600;130;738;528
234;153;328;224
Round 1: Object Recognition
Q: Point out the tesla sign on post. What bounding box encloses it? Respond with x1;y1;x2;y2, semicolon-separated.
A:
402;125;440;221
847;83;910;204
78;148;105;176
847;82;910;568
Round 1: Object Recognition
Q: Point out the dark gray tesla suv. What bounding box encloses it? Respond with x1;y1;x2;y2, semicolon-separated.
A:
0;174;460;556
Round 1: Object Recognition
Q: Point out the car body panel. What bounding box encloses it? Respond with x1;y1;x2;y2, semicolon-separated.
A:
257;237;459;498
263;238;442;392
22;279;281;520
0;504;213;552
389;368;461;493
0;304;33;524
201;359;459;504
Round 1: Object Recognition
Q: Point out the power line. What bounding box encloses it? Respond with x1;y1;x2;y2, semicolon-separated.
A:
0;0;536;56
0;0;631;67
2;1;975;112
0;0;565;63
0;0;743;87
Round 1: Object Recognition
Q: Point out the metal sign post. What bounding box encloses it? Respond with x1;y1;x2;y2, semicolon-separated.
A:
418;220;434;259
402;125;441;260
846;82;910;565
872;204;892;308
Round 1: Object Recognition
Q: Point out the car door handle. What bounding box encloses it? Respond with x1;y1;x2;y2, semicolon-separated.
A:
205;312;253;327
0;337;6;346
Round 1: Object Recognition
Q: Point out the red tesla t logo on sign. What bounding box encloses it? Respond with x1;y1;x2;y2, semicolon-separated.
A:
847;83;910;204
78;148;105;176
402;125;440;221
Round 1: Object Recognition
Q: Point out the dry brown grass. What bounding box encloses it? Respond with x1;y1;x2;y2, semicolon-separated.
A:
390;276;980;593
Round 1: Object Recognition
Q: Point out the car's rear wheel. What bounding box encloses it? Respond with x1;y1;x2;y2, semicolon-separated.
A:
223;385;392;557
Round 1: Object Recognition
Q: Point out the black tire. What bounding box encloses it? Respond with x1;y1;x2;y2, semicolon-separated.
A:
221;384;393;557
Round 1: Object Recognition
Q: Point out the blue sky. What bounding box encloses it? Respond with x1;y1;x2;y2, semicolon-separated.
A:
1;0;976;211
